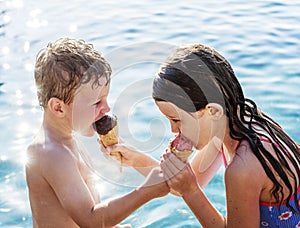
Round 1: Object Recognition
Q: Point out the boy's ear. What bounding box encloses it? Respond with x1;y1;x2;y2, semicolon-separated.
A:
206;103;224;120
48;97;66;117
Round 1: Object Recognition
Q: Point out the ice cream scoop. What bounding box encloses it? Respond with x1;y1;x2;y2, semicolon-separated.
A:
169;134;193;162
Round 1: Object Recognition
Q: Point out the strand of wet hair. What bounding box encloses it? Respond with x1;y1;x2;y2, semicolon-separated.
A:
236;99;300;212
200;47;300;212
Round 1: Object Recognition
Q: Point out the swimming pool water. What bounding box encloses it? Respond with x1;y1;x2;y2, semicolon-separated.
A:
0;0;299;227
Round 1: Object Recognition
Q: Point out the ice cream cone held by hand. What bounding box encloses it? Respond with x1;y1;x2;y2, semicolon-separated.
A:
169;134;193;162
94;114;122;171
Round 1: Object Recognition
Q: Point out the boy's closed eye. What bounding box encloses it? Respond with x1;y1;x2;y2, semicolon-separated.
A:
93;100;102;106
93;97;105;106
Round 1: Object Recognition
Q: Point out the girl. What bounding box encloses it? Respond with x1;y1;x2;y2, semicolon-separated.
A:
155;44;300;227
105;44;300;227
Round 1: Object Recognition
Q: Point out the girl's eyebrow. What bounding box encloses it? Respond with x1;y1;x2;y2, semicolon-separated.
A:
165;115;178;119
187;112;197;118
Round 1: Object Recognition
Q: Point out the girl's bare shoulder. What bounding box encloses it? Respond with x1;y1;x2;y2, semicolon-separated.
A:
225;140;266;187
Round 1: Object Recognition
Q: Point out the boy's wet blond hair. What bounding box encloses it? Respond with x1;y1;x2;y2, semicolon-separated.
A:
34;37;111;108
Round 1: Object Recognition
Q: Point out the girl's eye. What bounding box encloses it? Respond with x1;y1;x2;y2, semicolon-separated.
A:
171;119;180;123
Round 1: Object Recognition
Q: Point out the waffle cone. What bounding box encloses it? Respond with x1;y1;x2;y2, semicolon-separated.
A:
99;126;119;147
171;148;192;162
99;126;122;170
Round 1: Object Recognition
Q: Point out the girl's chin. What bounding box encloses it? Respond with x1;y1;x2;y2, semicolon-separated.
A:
195;145;202;150
194;143;205;150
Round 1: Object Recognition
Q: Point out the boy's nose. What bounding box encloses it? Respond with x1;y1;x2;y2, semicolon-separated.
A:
95;100;110;120
100;100;110;115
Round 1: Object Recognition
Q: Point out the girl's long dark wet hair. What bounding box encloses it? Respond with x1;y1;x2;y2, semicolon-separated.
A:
153;44;300;212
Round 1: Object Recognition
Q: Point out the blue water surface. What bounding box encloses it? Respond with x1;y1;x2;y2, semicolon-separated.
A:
0;0;299;227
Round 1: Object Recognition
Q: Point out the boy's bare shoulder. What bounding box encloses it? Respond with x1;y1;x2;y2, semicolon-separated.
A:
26;134;77;171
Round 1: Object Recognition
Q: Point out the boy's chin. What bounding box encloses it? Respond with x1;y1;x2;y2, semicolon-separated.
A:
82;132;96;137
76;127;96;137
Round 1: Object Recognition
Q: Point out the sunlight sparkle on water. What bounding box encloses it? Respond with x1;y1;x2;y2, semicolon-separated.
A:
16;100;23;106
16;109;24;116
26;9;48;28
0;208;11;213
23;41;30;53
3;15;11;23
2;46;10;55
25;62;34;72
19;151;28;166
2;63;10;70
30;107;38;113
0;155;8;161
6;0;24;8
15;89;23;98
30;85;37;93
69;24;78;32
17;122;31;135
31;98;39;107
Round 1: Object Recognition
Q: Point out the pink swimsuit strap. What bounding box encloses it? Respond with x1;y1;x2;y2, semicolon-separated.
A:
221;137;271;168
221;144;228;168
221;140;243;168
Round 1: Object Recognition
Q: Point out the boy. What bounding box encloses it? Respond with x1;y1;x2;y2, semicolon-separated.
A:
26;38;168;227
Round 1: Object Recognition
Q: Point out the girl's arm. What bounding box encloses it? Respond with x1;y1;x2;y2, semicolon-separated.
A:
103;139;223;192
224;148;262;227
161;150;263;227
161;153;225;227
104;143;159;176
190;143;222;187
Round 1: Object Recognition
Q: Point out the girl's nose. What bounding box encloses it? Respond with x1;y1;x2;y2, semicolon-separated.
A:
170;121;180;134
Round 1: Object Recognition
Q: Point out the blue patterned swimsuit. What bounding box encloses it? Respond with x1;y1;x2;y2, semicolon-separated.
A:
259;190;300;227
221;139;300;227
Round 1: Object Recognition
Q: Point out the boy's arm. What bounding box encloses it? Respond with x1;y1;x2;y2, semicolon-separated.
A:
43;147;168;227
92;167;167;226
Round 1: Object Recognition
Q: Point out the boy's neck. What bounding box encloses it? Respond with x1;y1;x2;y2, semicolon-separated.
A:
43;110;73;141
